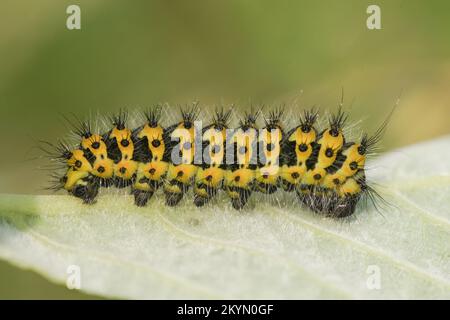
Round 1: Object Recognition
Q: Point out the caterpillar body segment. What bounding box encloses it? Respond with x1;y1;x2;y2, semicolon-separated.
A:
67;149;94;173
162;104;200;206
78;129;115;187
193;107;231;207
294;107;357;217
224;109;260;210
38;134;99;204
254;108;284;194
68;172;100;204
279;108;318;192
104;111;139;188
60;149;99;204
299;107;347;187
131;106;169;206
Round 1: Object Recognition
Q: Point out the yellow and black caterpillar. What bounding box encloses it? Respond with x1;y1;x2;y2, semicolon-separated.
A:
41;102;392;217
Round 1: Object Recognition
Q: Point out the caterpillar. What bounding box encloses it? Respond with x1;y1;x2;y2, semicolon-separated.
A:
40;100;393;218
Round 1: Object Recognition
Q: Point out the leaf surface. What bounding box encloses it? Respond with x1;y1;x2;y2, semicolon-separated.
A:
0;136;449;299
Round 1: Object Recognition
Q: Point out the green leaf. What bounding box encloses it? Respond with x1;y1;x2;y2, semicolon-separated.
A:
1;136;449;299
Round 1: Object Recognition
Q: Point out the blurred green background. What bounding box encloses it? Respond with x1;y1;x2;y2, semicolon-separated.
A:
0;0;449;299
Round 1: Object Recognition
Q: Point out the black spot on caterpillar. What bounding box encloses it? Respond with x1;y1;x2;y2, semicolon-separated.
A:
40;99;395;218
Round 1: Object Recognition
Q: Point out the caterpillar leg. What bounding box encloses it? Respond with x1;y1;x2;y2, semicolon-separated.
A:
308;191;359;218
302;191;327;213
229;187;251;210
295;184;340;214
333;176;363;217
114;177;134;188
132;179;162;207
165;181;185;206
132;176;153;207
331;195;360;218
113;159;138;188
279;165;305;192
280;179;296;192
295;185;316;210
193;186;217;207
193;183;217;207
255;183;277;194
132;177;163;207
62;168;99;204
131;188;154;207
71;179;100;204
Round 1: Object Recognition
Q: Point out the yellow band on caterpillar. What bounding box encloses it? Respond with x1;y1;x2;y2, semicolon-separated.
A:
195;167;225;189
225;168;254;190
92;158;114;179
255;166;279;185
81;134;108;158
165;164;198;186
137;124;165;161
114;159;138;180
